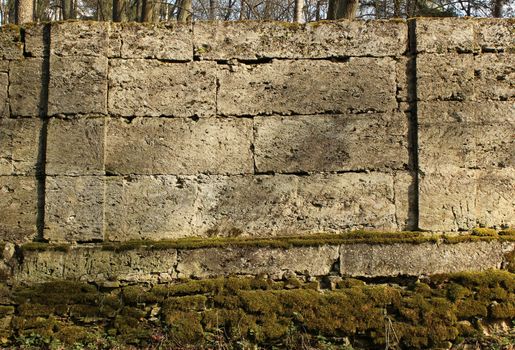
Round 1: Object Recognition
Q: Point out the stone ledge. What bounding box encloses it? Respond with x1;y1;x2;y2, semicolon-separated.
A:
5;232;514;283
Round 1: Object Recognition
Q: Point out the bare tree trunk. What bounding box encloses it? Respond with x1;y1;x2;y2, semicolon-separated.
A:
141;0;154;21
60;0;70;19
336;0;358;19
113;0;128;21
15;0;33;23
327;0;337;19
208;0;216;19
393;0;400;17
293;0;303;22
492;0;503;17
177;0;191;21
315;0;321;20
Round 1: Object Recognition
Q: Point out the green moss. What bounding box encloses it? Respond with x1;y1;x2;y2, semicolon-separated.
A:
20;242;71;253
163;295;207;311
0;306;14;317
456;299;488;318
499;228;515;236
471;228;498;237
489;301;514;319
165;311;204;345
54;325;93;345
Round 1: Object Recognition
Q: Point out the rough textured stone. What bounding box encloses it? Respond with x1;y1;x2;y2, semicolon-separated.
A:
417;101;514;125
417;54;474;101
476;169;515;228
418;170;477;231
0;176;38;243
176;246;339;279
104;175;198;241
44;176;104;242
16;247;178;283
0;26;23;59
474;54;514;101
9;59;45;117
106;117;253;175
218;58;397;116
23;23;46;57
254;113;408;173
0;72;8;118
105;173;400;241
48;56;108;115
393;171;416;230
193;20;407;60
109;60;216;117
340;241;513;277
0;119;41;175
46;118;105;176
414;18;476;53
396;56;413;102
50;21;109;57
109;22;192;60
475;19;515;52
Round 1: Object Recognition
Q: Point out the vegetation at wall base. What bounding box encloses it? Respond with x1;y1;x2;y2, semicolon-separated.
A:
0;270;513;349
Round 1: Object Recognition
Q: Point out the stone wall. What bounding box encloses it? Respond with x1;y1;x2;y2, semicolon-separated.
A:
0;18;513;244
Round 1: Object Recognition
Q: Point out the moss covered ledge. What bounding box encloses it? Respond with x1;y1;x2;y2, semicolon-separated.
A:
0;271;513;349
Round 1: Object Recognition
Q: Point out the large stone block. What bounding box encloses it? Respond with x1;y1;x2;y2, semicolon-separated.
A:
23;23;46;57
176;246;339;279
393;171;416;230
0;176;38;243
475;19;515;53
104;175;198;241
0;26;23;59
476;169;515;228
474;54;514;101
48;56;108;115
418;170;477;231
106;117;253;175
417;101;514;125
50;22;109;57
9;59;45;117
109;22;192;60
105;173;402;241
0;119;41;175
414;18;476;53
16;247;178;283
193;20;407;60
417;54;474;101
108;60;216;117
0;72;8;118
254;113;408;173
218;58;397;116
340;241;512;277
44;176;104;242
46;118;105;175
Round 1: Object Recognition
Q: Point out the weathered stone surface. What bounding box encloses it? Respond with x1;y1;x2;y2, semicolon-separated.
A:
0;119;41;175
176;246;339;279
418;170;477;231
106;117;253;175
475;19;515;52
109;22;192;60
254;113;408;173
340;241;513;277
417;101;514;125
0;176;37;243
0;72;8;117
393;171;416;230
474;54;514;101
414;18;476;53
218;58;397;116
46;118;105;175
23;23;46;57
44;176;104;242
104;175;198;241
417;54;474;101
105;173;401;241
396;56;413;102
109;60;216;117
9;59;45;116
193;20;407;60
48;56;108;115
50;21;108;57
0;26;23;59
476;169;515;228
16;247;178;283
